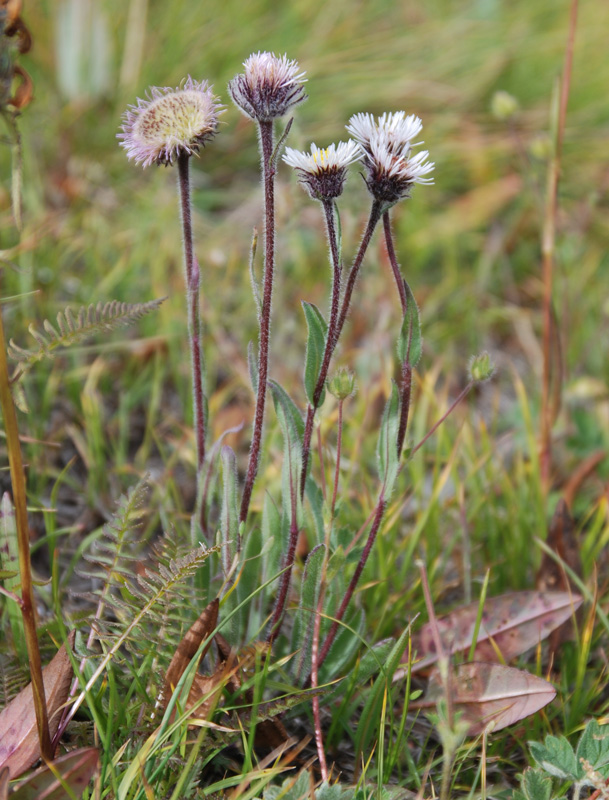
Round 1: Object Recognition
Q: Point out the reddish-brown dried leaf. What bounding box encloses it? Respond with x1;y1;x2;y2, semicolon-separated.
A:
214;633;289;753
0;632;75;778
11;747;99;800
185;672;225;723
0;767;9;800
417;661;556;734
409;591;582;671
160;598;218;709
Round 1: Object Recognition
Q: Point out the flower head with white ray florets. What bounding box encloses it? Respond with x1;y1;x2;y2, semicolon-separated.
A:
283;140;362;200
228;51;307;122
118;77;223;168
347;111;434;204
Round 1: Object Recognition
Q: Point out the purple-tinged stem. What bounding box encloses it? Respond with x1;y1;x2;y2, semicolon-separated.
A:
316;494;386;671
300;199;341;494
240;119;275;524
300;199;383;495
311;584;328;780
410;381;474;459
177;153;206;473
382;211;413;455
335;199;383;344
540;0;578;494
330;398;344;519
383;211;407;312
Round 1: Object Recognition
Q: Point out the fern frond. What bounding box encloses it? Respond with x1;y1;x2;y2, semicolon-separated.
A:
8;298;165;375
79;478;149;638
72;543;216;720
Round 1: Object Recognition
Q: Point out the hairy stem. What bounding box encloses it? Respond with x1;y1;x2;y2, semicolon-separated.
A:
410;381;474;459
540;0;578;493
0;301;51;759
382;211;413;455
335;199;383;344
300;199;341;494
311;583;328;781
383;211;407;312
240;119;275;524
177;153;206;478
301;199;383;495
316;495;386;671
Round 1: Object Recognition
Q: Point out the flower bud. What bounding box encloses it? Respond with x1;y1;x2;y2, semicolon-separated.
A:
468;351;496;383
491;91;519;121
328;368;356;401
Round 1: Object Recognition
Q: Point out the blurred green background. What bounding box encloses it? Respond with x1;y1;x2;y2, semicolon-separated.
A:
2;0;608;517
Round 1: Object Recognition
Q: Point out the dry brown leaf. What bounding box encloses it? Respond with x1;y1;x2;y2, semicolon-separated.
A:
214;633;289;753
185;672;225;723
8;64;34;110
160;598;219;710
415;661;556;734
0;767;9;800
409;590;582;671
11;747;99;800
0;632;75;778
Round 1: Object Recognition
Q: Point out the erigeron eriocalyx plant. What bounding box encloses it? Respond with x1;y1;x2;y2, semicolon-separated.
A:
118;50;493;770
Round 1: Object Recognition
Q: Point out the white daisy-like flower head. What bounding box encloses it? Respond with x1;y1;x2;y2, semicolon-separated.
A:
347;111;423;152
228;51;307;122
283;140;362;199
118;76;224;168
347;111;434;203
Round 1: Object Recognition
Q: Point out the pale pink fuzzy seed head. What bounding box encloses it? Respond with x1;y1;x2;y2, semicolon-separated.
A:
119;77;224;168
228;51;307;121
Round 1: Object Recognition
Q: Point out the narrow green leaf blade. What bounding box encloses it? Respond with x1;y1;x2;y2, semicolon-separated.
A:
376;381;400;495
397;281;422;368
302;301;328;407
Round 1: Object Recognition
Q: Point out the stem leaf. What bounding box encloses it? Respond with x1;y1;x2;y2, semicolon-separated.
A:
302;301;328;407
247;340;259;396
376;381;400;496
397;281;422;368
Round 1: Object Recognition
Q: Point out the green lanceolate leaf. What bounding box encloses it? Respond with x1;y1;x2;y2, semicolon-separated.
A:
270;381;304;525
327;638;395;703
237;524;264;641
248;228;262;318
220;446;239;574
397;281;422;368
355;624;411;758
247;340;259;396
261;492;283;582
291;543;325;682
269;380;305;441
302;301;328;407
376;381;400;496
319;608;366;682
